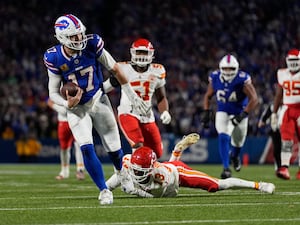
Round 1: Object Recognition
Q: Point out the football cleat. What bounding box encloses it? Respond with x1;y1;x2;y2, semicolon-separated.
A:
230;153;241;172
76;170;85;180
174;133;200;152
98;189;113;205
221;168;232;179
258;182;275;194
55;171;69;180
276;166;290;180
296;170;300;180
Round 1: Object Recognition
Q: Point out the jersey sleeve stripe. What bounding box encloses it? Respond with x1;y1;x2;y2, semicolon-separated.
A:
96;38;104;54
44;60;59;72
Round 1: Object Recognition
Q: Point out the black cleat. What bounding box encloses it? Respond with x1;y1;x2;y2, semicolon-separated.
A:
230;154;241;172
221;168;232;179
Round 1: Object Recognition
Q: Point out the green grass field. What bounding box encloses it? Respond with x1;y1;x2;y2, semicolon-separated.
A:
0;163;299;225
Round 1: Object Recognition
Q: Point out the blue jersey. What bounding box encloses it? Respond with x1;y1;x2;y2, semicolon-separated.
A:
209;70;250;115
44;34;104;104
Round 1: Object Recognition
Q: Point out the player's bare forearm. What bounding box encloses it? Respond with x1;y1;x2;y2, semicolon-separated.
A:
155;87;169;113
243;83;258;113
157;97;169;113
203;84;214;110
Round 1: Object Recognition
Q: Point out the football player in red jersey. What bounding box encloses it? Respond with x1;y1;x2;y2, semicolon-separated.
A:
272;49;300;180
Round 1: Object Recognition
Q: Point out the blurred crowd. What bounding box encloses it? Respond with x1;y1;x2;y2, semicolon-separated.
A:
1;0;300;141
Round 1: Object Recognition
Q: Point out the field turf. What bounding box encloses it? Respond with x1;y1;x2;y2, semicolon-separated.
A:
0;164;299;225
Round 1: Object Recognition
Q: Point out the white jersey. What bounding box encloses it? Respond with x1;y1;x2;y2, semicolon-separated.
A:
118;62;166;123
123;154;179;197
277;68;300;105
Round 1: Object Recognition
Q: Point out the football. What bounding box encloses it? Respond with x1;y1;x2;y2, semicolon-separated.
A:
60;82;78;99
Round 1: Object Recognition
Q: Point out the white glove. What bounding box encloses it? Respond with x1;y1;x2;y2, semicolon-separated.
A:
121;83;151;116
270;113;278;131
160;111;171;124
119;168;136;194
131;189;154;198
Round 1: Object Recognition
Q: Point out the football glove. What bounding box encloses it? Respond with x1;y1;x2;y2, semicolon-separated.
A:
160;111;171;124
201;109;211;128
122;83;151;116
231;111;248;126
270;113;278;131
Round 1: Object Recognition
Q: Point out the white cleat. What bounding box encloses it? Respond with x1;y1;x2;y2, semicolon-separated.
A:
55;171;69;180
259;182;275;194
99;189;113;205
174;133;200;152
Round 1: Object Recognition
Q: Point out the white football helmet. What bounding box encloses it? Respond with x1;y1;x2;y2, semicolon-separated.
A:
54;14;87;51
130;146;157;184
219;54;239;82
130;38;154;67
286;49;300;73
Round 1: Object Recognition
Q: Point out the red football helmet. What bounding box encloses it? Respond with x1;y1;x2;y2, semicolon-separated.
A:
130;38;154;67
286;49;300;73
130;146;157;184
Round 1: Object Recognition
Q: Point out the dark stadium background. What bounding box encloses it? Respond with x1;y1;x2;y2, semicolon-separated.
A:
1;0;299;163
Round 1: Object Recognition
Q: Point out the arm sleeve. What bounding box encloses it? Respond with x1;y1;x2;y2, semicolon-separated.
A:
52;102;67;115
48;71;68;107
98;48;117;71
260;104;272;123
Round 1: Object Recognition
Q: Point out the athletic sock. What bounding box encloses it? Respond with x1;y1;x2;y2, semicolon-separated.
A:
81;144;107;190
108;149;124;171
219;133;230;169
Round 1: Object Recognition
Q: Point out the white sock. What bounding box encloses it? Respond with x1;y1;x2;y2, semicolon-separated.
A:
218;178;258;190
60;148;70;177
281;152;292;167
169;150;182;162
74;142;84;172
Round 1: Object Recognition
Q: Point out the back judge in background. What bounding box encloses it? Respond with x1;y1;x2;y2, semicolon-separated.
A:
202;54;258;179
258;103;282;176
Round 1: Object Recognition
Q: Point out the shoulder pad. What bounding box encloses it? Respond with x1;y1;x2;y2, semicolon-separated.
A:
150;63;166;79
43;46;60;73
237;71;249;78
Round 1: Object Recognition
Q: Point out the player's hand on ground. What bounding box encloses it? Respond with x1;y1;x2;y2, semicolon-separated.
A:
67;87;83;108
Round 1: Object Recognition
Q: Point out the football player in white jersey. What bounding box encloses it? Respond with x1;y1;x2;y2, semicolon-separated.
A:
272;49;300;180
47;99;85;180
44;14;148;205
202;54;258;179
111;135;275;198
104;38;171;159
